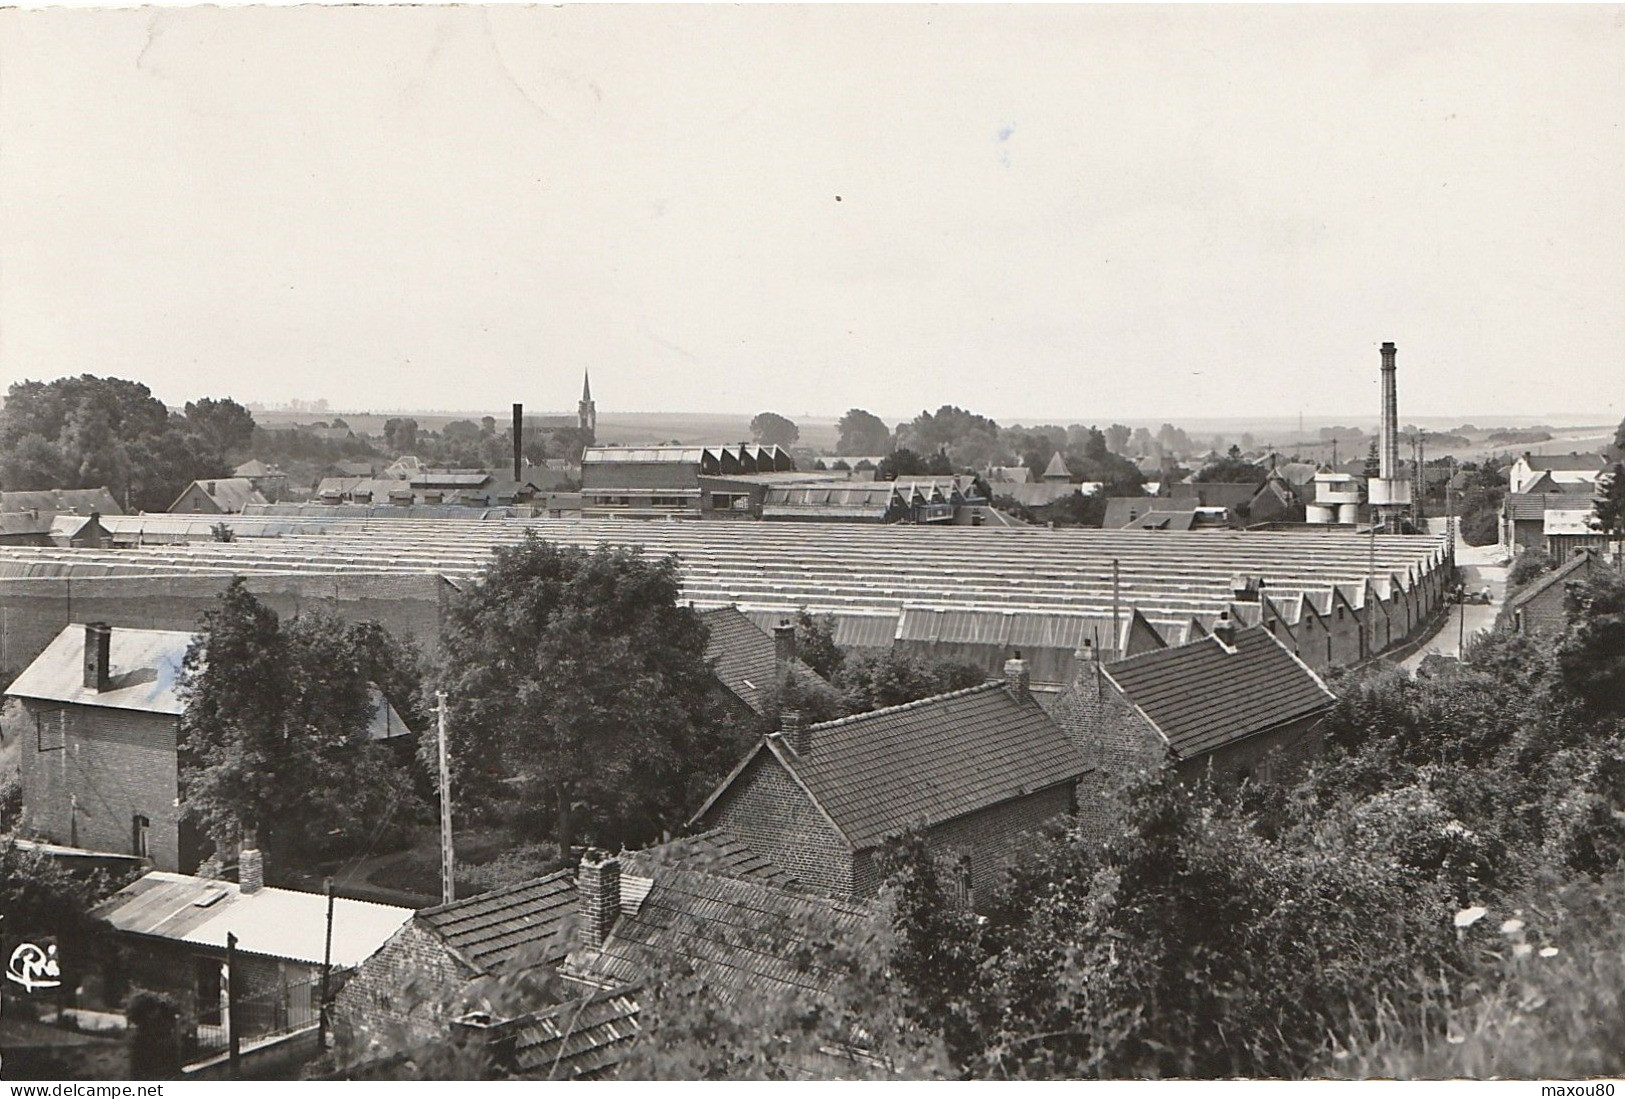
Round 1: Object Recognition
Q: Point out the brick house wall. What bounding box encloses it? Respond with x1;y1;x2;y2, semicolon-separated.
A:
1049;660;1168;844
18;701;189;870
1173;712;1325;787
696;750;855;897
333;920;476;1066
1326;595;1363;667
849;782;1076;906
1294;609;1333;674
169;484;225;514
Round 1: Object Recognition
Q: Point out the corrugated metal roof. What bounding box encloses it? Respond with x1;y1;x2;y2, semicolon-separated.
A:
6;624;192;714
1544;509;1598;536
0;488;122;517
583;447;708;465
92;871;413;967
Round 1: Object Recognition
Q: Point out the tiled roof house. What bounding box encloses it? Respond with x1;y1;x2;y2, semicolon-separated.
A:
1499;548;1606;635
689;665;1091;907
333;870;580;1064
168;477;268;515
335;829;837;1078
1051;619;1335;838
698;606;815;718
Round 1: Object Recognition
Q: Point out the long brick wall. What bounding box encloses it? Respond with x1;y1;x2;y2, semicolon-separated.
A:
0;572;449;677
18;701;186;869
697;750;855;897
333;920;475;1066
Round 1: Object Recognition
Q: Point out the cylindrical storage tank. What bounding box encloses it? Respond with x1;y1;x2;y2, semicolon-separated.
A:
1307;504;1336;524
1337;503;1361;524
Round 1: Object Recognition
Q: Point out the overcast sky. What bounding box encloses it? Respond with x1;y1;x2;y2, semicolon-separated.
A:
1;5;1620;424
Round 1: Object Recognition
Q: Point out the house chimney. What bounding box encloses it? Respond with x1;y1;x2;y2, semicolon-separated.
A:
83;623;111;692
578;850;620;949
1231;575;1260;602
512;403;524;482
773;621;796;678
1212;610;1236;648
1003;651;1031;706
781;709;810;756
1073;638;1101;687
238;830;264;895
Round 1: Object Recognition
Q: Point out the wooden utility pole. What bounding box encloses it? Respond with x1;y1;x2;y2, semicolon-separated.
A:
1111;558;1121;658
318;876;335;1053
436;690;454;906
226;931;240;1078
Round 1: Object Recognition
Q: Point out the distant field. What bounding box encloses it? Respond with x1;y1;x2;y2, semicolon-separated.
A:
253;409;842;450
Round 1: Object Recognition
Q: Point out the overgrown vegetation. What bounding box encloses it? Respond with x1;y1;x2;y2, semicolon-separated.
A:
632;571;1625;1080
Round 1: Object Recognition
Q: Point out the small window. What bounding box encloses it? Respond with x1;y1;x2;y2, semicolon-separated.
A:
133;814;151;859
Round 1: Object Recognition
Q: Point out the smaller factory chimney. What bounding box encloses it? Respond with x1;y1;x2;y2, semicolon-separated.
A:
512;403;524;483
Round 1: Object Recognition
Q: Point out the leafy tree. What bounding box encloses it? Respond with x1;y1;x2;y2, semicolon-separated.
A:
834;650;986;714
895;406;1002;468
749;411;800;448
876;448;954;480
383;417;419;454
0;432;68;490
1612;415;1625;458
1592;462;1625;562
793;609;845;680
0;375;237;508
437;533;752;852
178;579;423;867
1364;439;1381;481
209;522;236;543
1557;571;1625;718
1193;445;1268;484
612;898;948;1080
1508;547;1556;588
182;397;256;463
1104;423;1132;455
836;408;892;456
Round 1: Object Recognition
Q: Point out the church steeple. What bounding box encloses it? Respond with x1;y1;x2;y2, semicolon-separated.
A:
578;370;596;440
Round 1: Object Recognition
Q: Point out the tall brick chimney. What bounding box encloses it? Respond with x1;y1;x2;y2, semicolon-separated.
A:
780;709;810;756
773;621;796;679
512;403;524;483
578;850;620;949
1003;652;1031;706
83;623;111;692
238;830;264;895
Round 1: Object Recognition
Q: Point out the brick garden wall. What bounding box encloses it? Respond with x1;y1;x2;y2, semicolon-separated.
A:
696;750;854;897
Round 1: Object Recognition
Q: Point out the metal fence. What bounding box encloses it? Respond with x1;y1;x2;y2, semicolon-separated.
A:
191;974;321;1061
